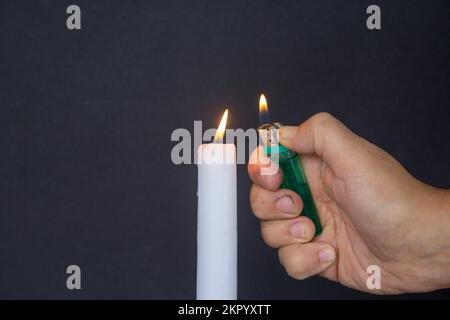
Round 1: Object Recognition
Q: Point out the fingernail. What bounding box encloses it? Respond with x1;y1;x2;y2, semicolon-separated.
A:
290;222;306;239
318;247;335;264
276;195;297;215
280;126;297;140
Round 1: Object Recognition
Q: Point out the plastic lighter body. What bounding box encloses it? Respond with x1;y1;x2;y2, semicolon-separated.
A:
258;122;323;236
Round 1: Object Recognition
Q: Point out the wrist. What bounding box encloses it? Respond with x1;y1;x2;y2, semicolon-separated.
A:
416;187;450;291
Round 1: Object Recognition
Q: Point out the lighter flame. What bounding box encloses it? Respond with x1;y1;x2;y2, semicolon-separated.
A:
259;94;268;115
213;108;229;142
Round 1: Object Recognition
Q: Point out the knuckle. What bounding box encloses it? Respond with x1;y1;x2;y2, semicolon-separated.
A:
278;247;307;280
286;267;307;281
249;185;261;212
311;112;335;129
315;111;334;121
286;263;307;280
309;112;338;144
247;163;259;182
260;222;279;248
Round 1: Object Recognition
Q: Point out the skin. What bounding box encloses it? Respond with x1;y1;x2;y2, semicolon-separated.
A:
248;112;450;294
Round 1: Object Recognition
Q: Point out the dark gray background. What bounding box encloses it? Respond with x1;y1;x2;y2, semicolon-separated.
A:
0;0;449;299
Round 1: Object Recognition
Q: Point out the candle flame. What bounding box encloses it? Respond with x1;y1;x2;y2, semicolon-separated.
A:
259;94;270;124
213;108;228;142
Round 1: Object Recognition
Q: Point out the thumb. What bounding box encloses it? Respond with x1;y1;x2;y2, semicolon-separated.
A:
279;112;361;166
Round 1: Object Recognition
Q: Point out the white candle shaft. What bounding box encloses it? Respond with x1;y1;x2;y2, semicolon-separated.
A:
197;144;237;300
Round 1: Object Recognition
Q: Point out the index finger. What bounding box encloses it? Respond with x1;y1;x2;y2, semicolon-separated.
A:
248;146;283;191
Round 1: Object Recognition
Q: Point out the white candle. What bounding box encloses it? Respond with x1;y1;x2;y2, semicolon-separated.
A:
196;110;237;300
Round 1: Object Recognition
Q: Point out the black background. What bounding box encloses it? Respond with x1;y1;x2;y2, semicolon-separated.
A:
0;0;449;299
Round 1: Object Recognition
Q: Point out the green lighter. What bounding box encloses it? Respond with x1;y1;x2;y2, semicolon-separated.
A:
257;94;322;236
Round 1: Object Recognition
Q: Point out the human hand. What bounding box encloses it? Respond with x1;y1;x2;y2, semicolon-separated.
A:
248;112;450;294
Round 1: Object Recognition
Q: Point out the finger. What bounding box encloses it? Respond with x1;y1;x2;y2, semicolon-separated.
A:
278;242;336;280
260;216;316;248
250;184;303;220
279;112;361;171
248;146;283;191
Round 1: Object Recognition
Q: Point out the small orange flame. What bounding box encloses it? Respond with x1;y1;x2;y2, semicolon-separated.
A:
213;108;228;142
259;94;268;115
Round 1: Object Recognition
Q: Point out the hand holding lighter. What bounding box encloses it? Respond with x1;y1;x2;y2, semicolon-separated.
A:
258;122;323;236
